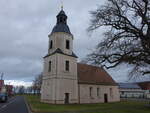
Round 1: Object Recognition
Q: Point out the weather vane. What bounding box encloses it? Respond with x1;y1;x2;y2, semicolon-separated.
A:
61;0;63;10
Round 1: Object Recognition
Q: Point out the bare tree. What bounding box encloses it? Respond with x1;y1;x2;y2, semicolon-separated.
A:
32;73;42;95
26;86;33;94
18;86;25;94
87;0;150;78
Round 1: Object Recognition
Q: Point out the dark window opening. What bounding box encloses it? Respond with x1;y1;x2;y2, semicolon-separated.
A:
65;60;69;71
104;94;108;103
90;87;92;97
50;40;53;49
97;88;99;97
66;40;70;49
65;93;69;104
48;61;51;72
59;17;63;23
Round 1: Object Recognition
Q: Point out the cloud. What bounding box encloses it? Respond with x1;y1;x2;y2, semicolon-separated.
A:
5;80;32;87
0;0;134;85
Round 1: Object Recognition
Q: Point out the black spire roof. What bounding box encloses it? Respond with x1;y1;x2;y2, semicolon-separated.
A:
51;10;71;35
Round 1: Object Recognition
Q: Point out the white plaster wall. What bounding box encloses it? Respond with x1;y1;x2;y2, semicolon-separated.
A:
43;53;78;79
57;54;77;78
41;53;79;104
48;32;73;55
55;78;78;104
41;79;56;102
79;84;120;103
43;55;57;77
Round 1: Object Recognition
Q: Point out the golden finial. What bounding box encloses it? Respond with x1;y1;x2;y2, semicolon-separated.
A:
61;0;63;10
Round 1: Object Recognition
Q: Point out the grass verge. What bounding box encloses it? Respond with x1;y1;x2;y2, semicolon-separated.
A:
25;95;150;113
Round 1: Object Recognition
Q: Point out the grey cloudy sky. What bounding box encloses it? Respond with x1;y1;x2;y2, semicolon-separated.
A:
1;0;146;86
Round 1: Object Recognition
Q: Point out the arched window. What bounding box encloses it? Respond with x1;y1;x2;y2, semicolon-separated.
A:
65;60;69;71
48;61;51;72
66;40;70;49
89;87;93;98
97;88;100;97
50;40;53;49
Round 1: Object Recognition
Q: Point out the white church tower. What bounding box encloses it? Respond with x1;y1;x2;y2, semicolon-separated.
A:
41;8;79;104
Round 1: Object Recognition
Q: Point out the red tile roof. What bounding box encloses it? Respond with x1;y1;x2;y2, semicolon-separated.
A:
137;81;150;90
77;63;117;85
0;80;4;87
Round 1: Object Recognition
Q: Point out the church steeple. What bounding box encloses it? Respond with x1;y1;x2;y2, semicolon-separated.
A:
56;9;67;24
47;8;77;57
56;1;66;24
41;7;79;104
51;9;71;35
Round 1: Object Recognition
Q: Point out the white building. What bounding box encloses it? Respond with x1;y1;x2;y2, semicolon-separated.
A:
119;83;145;98
138;81;150;99
41;9;120;104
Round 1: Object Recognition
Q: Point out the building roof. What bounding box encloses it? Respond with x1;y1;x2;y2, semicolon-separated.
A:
52;24;71;35
0;80;4;87
57;10;66;15
44;48;78;58
118;83;141;89
77;63;117;85
51;10;72;35
137;81;150;90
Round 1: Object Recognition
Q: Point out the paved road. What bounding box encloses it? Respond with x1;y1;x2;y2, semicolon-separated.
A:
0;96;29;113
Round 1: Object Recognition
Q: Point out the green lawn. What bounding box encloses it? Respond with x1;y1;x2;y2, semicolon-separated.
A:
25;95;150;113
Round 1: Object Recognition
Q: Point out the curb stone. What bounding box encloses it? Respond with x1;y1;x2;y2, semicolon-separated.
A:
24;97;33;113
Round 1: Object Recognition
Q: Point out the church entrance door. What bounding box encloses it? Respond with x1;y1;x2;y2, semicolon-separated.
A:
104;93;108;103
65;93;69;104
